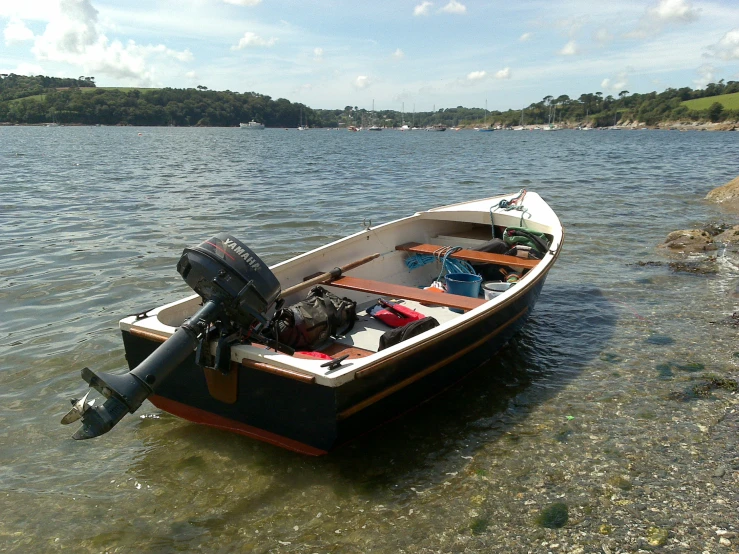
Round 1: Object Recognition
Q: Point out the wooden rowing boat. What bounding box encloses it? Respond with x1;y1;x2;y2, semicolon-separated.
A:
67;191;563;455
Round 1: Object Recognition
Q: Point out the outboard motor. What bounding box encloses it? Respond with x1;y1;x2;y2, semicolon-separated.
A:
63;234;281;440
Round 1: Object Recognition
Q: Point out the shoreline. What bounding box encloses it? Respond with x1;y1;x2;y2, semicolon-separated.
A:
1;121;737;131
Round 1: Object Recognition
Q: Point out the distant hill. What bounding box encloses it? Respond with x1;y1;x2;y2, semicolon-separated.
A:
682;92;739;111
0;74;95;102
2;73;738;128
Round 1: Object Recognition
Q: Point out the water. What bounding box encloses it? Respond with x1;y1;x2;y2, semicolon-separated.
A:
1;127;737;552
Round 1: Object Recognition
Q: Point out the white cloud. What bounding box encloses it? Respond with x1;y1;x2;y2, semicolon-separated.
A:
391;48;404;59
494;67;511;79
706;29;739;60
467;70;486;81
354;75;370;89
627;0;700;38
601;72;628;92
231;31;277;50
440;1;466;15
12;62;45;76
519;32;532;42
313;47;323;61
414;2;433;16
223;0;262;6
558;40;579;55
185;70;197;79
4;17;34;45
648;0;699;23
27;0;192;86
693;63;715;88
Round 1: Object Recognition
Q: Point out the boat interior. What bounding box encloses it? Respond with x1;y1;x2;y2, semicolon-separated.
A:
122;194;562;382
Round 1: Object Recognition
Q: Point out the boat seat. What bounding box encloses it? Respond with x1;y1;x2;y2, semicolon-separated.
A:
328;276;485;312
395;242;539;270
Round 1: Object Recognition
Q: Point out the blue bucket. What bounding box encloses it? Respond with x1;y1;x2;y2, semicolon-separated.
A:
445;273;482;298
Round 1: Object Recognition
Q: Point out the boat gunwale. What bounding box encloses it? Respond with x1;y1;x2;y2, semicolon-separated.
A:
119;194;564;387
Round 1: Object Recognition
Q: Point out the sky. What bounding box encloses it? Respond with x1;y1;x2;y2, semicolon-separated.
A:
1;0;739;111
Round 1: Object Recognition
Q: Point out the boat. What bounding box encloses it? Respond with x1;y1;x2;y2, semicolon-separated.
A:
476;100;494;132
62;191;563;455
297;107;308;130
239;120;265;130
368;100;382;130
426;124;446;131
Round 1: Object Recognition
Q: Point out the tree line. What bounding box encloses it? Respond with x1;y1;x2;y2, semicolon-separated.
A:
1;73;738;128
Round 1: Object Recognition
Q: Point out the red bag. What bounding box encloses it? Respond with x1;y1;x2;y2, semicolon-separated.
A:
367;301;425;328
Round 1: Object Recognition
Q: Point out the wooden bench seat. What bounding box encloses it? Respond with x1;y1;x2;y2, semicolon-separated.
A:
396;242;539;270
328;276;485;312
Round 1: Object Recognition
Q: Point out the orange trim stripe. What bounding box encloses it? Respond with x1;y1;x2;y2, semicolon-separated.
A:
149;395;328;456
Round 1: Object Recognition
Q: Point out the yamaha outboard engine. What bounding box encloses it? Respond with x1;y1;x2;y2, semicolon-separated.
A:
63;234;281;440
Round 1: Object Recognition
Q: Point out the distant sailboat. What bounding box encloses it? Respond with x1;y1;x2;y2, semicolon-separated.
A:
298;107;308;130
368;100;382;131
477;100;494;132
513;108;525;130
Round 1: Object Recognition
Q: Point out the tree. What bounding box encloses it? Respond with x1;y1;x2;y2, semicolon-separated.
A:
708;102;724;122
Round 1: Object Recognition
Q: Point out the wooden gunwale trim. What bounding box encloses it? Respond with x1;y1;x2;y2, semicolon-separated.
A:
338;305;529;420
241;359;316;384
396;242;539;270
126;328;316;384
129;327;169;343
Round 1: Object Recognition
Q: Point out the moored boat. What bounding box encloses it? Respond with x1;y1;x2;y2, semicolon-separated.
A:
63;191;563;455
239;120;265;129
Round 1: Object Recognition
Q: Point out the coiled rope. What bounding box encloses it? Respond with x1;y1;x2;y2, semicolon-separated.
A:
490;188;530;228
405;246;478;282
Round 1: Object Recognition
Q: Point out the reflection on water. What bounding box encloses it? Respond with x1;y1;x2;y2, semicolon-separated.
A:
0;127;737;552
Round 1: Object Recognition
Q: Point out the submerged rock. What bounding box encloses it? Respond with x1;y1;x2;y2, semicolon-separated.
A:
535;502;568;528
646;526;669;546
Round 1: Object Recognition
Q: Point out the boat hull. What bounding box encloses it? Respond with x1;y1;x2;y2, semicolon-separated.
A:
121;274;546;455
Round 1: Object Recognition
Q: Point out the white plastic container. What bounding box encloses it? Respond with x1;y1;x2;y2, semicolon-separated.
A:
482;281;511;300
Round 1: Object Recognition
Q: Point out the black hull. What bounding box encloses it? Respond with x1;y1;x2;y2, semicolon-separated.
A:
121;277;546;455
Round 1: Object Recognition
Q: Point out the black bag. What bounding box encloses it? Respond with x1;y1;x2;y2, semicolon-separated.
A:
271;286;357;350
378;316;439;351
472;238;508;254
470;238;510;281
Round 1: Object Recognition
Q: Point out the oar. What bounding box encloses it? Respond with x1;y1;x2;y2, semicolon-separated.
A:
280;253;380;298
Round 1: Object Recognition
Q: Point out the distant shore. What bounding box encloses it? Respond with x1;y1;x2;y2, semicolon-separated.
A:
2;121;737;131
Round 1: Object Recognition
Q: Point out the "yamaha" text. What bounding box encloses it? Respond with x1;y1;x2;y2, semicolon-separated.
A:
223;239;261;271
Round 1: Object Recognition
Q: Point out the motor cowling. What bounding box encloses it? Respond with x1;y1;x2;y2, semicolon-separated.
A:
177;233;281;328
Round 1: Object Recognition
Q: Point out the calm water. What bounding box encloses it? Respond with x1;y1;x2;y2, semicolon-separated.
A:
1;127;737;552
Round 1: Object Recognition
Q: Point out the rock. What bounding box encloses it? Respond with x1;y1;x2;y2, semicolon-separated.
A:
706;175;739;213
535;502;569;528
659;229;717;253
714;225;739;249
646;526;669;546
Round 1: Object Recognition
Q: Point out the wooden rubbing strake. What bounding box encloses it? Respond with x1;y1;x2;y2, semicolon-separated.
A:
395;242;539;270
328;276;485;311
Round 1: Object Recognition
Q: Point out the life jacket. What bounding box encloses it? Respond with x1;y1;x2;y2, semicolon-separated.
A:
367;301;425;328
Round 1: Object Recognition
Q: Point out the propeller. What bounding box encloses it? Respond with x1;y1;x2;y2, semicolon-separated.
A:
60;391;95;425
